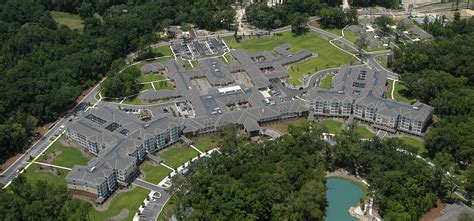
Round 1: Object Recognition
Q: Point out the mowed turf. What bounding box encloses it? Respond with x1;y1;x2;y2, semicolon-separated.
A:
142;163;172;184
23;164;68;187
324;28;358;43
354;124;375;139
319;119;343;134
51;11;84;31
157;143;200;169
153;45;172;57
398;136;425;154
137;73;167;83
43;137;89;168
225;31;353;85
394;81;415;104
319;74;335;89
194;136;219;152
89;186;149;221
153;81;173;90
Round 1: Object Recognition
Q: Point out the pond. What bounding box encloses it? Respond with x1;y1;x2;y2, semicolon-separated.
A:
326;177;364;221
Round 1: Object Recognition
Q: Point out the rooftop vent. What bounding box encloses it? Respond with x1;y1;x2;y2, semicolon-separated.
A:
89;167;96;173
412;106;419;110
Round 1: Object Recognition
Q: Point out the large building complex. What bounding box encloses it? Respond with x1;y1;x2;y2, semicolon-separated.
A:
65;43;312;203
65;41;433;203
308;66;434;136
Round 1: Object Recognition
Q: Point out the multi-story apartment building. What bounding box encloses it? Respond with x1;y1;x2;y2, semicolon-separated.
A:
65;106;182;203
309;66;434;136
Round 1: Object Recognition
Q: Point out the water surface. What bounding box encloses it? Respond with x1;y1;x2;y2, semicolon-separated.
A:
325;177;364;221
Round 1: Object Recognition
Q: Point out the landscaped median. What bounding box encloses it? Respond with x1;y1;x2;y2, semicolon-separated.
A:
224;31;354;85
319;73;335;89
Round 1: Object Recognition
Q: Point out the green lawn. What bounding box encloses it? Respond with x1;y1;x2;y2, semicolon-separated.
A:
42;137;89;168
194;136;219;152
122;96;148;105
157;143;200;169
225;32;354;85
23;164;67;187
182;61;192;70
51;11;84;31
319;74;335;89
224;53;234;62
266;118;308;133
324;28;358;43
153;81;173;90
319;119;343;134
89;187;149;221
354;124;375;139
137;74;167;83
393;81;415;104
153;46;172;57
142;163;172;184
367;45;389;52
398;136;425;154
140;82;153;91
375;55;388;68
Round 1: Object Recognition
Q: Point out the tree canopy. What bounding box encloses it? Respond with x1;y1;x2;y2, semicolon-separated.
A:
0;0;235;164
0;175;90;220
171;122;442;220
391;15;474;198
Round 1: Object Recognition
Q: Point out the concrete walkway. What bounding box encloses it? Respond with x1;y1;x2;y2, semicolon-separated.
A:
33;161;72;171
189;145;204;154
160;163;176;171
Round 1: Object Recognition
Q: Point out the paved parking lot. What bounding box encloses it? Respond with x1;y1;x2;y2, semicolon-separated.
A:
171;38;229;60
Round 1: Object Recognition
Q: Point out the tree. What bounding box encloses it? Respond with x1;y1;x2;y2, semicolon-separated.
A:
78;2;94;19
465;166;474;199
375;15;395;35
355;33;369;57
290;12;309;35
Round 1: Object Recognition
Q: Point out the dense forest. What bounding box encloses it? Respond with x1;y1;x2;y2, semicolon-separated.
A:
175;125;329;220
173;123;442;220
245;0;355;30
0;176;90;220
0;0;234;164
392;16;474;163
391;14;474;199
350;0;400;9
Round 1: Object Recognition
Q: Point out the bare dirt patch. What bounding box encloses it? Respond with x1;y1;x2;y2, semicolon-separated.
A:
420;199;445;221
308;20;321;28
36;165;64;177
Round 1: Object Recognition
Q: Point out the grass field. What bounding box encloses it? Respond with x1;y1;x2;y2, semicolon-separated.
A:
319;119;343;134
51;11;84;31
393;81;415;104
142;163;172;184
398;136;425;154
137;74;166;83
153;46;173;57
367;45;389;52
157;143;200;169
42;137;89;168
89;187;149;221
153;81;173;90
122;96;148;105
324;28;358;43
224;32;354;85
354;124;375;139
23;164;68;187
266;118;308;133
319;74;335;89
194;136;219;152
140;82;153;91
